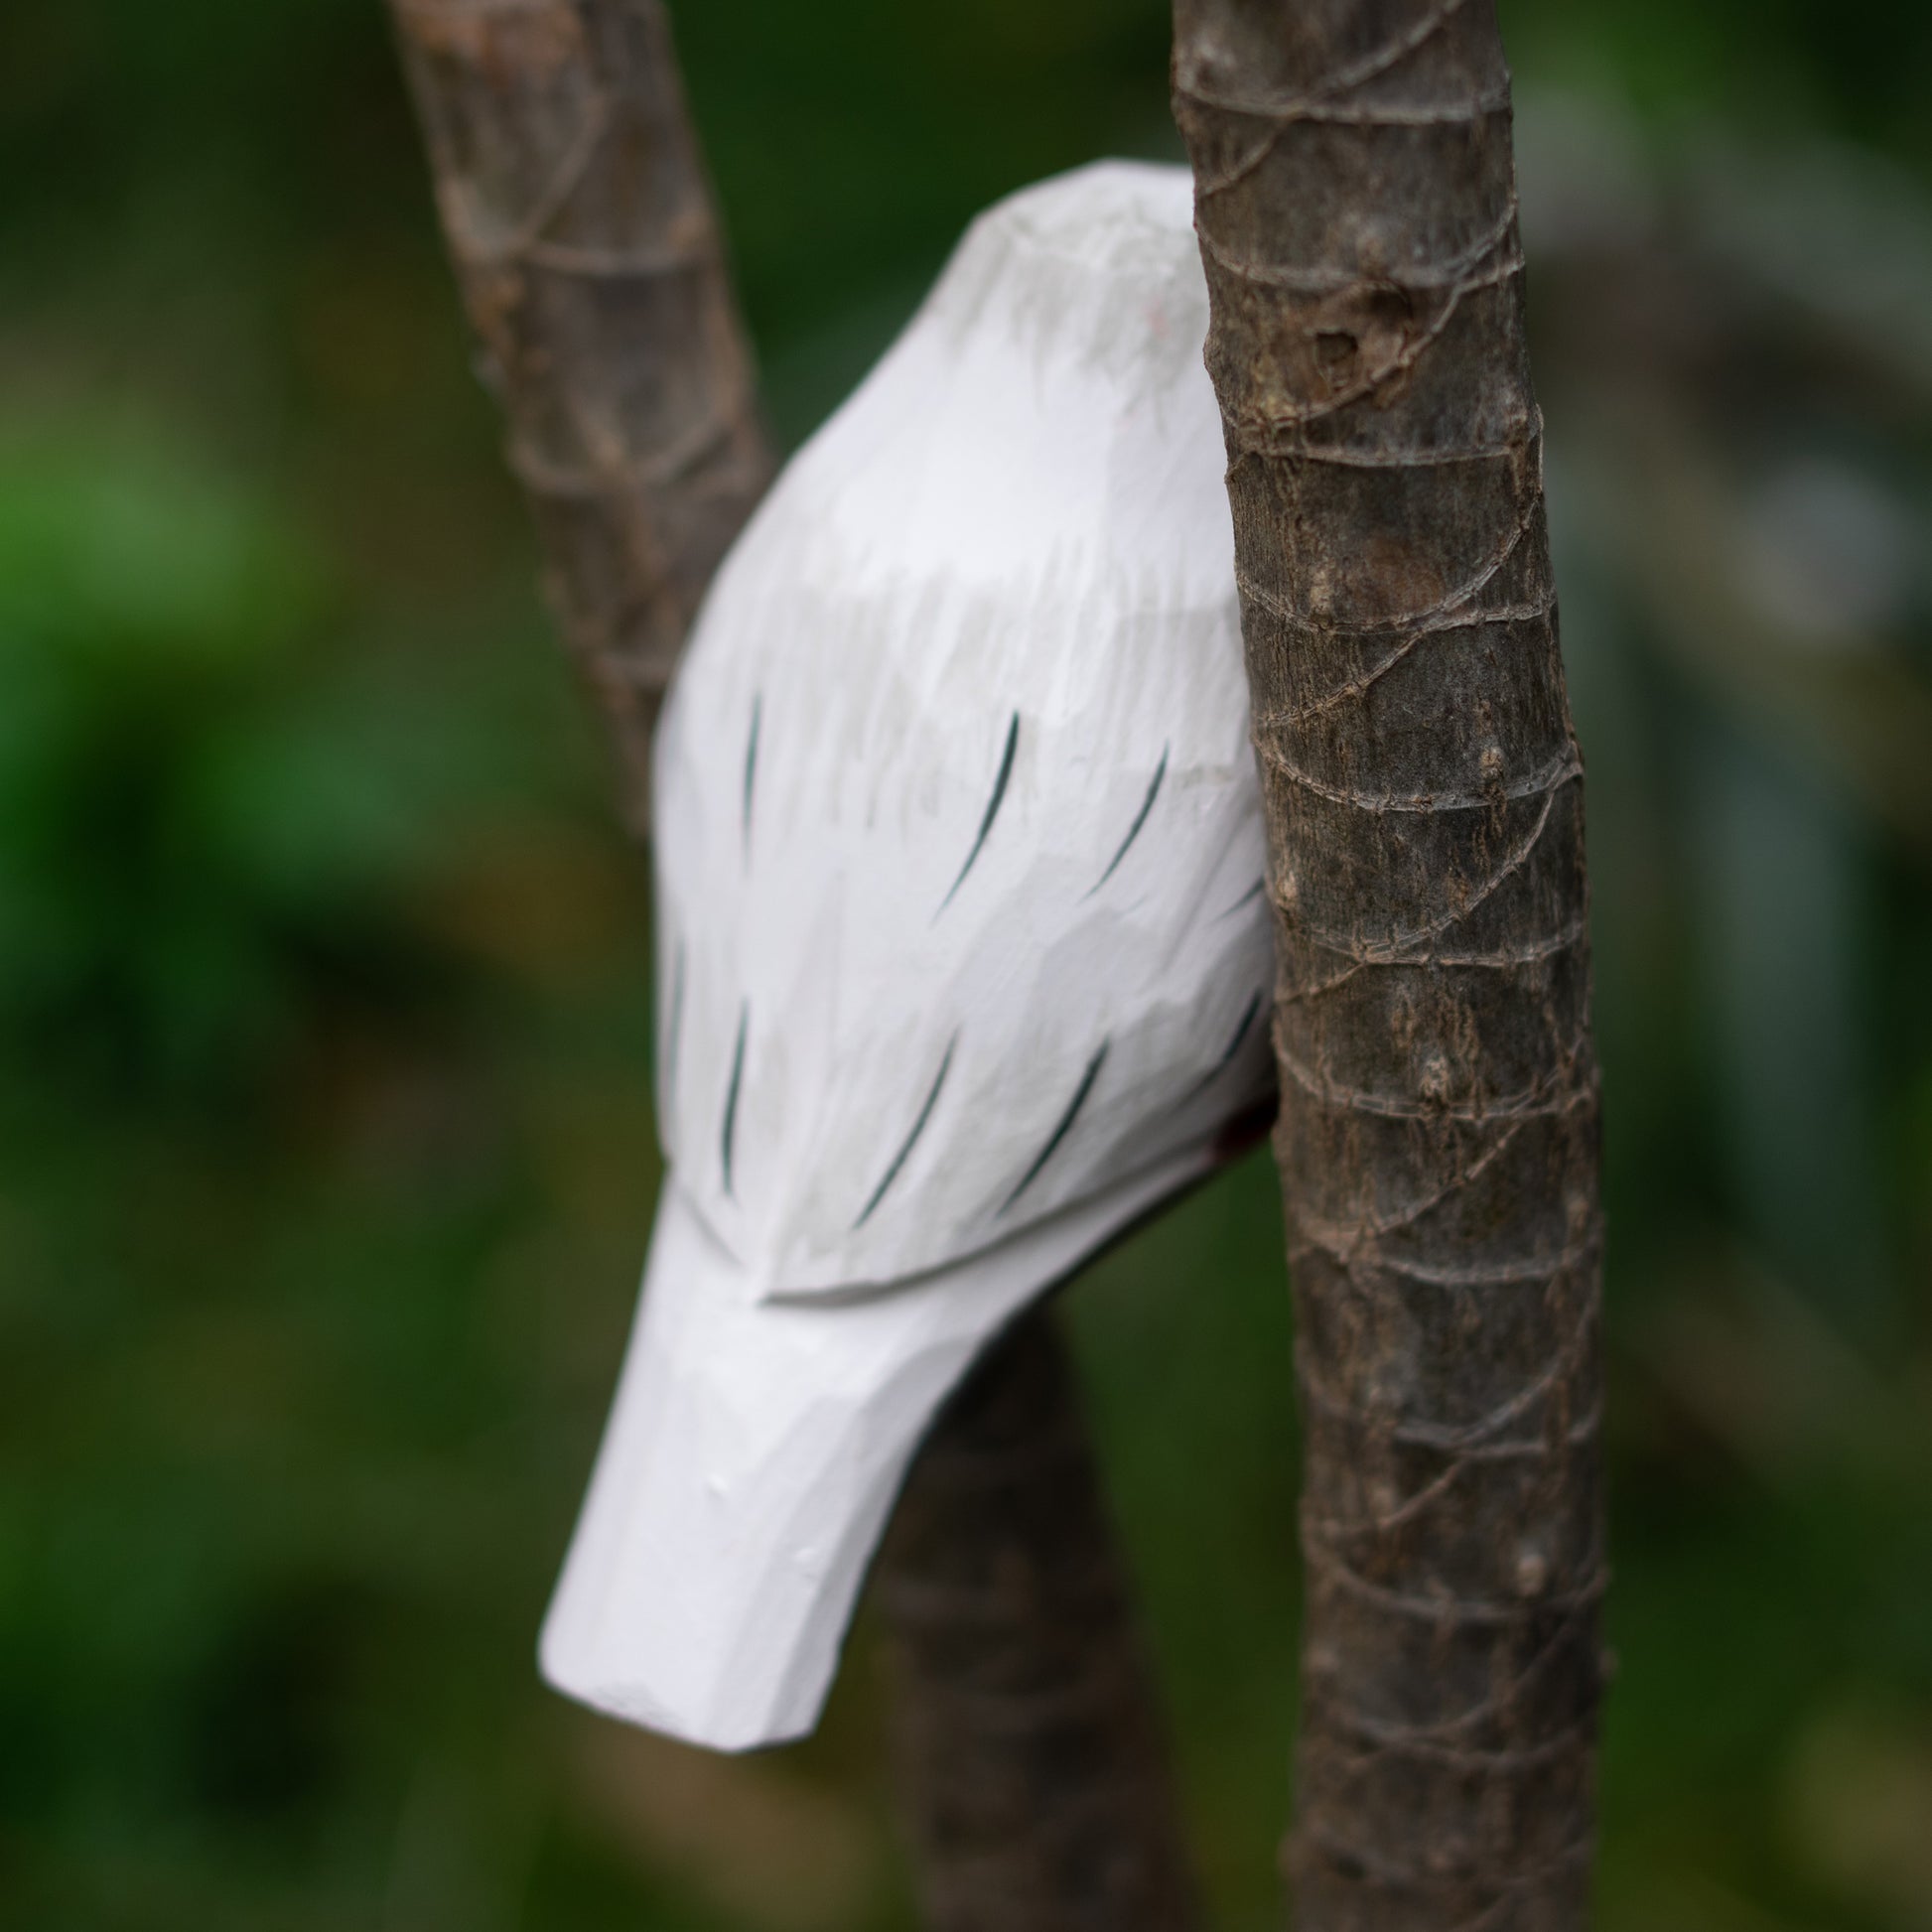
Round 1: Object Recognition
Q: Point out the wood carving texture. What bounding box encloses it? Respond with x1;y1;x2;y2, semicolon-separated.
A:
1171;3;1605;1927
880;1314;1201;1932
389;0;771;833
388;6;1197;1921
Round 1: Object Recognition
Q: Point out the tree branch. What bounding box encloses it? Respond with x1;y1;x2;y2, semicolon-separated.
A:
1171;3;1606;1926
387;6;1198;1924
881;1314;1202;1932
389;0;772;834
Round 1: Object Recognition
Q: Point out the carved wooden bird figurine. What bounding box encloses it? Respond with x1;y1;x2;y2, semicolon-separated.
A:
541;161;1272;1749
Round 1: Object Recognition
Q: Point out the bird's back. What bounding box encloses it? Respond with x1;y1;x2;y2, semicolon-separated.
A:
652;161;1273;1299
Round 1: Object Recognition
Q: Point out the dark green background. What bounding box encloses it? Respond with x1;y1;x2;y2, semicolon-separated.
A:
3;2;1930;1928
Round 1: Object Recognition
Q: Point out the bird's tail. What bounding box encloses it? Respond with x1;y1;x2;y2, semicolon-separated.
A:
539;1150;1215;1750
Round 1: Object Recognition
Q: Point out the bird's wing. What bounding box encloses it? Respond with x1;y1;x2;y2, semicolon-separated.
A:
652;161;1274;1301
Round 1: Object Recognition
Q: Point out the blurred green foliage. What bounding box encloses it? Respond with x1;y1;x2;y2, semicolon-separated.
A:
1;3;1929;1930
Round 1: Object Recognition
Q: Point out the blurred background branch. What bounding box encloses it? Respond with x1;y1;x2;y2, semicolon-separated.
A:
387;0;771;836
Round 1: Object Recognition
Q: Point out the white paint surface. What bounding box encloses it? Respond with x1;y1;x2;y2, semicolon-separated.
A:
542;161;1272;1750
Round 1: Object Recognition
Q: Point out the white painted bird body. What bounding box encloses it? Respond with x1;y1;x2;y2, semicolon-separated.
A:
541;161;1273;1750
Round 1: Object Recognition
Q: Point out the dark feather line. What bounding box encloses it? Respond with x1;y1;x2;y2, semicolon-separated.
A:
939;711;1020;912
853;1035;958;1228
1186;988;1263;1098
998;1039;1109;1217
1219;876;1266;919
720;1002;749;1198
1085;744;1169;899
742;694;761;857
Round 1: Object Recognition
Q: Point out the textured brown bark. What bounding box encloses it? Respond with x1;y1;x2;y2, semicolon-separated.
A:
879;1312;1202;1932
1171;4;1606;1928
388;0;771;834
388;7;1197;1925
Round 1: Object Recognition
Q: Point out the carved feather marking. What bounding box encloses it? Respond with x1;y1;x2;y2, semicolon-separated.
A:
939;712;1020;912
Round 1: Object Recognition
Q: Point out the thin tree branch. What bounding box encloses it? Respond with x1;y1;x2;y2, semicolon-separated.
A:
1171;3;1606;1927
387;5;1199;1924
389;0;772;833
881;1315;1202;1932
